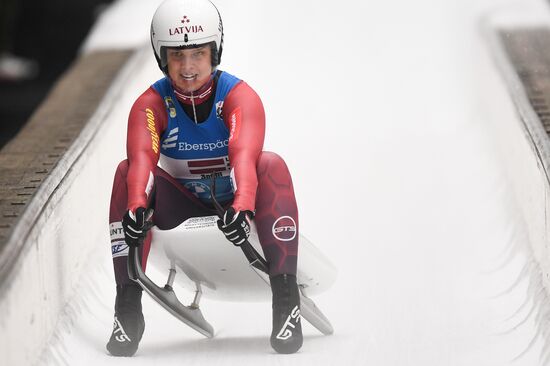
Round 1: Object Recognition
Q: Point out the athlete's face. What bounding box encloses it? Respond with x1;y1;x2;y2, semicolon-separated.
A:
166;46;212;93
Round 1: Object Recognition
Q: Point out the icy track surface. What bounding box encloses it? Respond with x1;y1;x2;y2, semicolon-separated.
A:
38;0;549;365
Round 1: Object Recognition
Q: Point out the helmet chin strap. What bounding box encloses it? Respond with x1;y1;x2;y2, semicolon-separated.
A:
190;91;198;124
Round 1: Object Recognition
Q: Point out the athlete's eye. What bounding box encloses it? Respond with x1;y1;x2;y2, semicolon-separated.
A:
169;50;183;59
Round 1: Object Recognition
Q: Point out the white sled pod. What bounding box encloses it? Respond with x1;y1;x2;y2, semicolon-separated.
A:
129;215;336;337
148;216;337;301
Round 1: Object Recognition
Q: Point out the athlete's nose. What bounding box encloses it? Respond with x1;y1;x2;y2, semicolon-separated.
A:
180;55;195;73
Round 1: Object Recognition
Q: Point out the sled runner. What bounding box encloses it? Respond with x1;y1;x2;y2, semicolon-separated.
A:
128;215;336;338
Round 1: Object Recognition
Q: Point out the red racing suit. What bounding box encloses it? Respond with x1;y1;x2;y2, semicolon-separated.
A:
109;71;299;284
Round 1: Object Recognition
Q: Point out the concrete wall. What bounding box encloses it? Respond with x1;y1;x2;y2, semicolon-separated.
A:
0;48;150;366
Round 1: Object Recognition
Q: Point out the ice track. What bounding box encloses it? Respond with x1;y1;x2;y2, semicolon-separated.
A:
18;0;550;364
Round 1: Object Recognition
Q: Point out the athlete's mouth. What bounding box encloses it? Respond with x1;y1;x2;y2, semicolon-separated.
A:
181;74;197;81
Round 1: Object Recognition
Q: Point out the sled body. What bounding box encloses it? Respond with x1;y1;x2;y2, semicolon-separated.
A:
130;215;336;337
147;215;337;302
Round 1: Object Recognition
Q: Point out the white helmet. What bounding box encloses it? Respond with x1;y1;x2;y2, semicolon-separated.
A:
150;0;224;73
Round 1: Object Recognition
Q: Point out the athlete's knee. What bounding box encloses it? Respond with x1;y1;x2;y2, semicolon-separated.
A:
258;151;286;167
111;159;130;191
257;152;292;183
115;159;130;177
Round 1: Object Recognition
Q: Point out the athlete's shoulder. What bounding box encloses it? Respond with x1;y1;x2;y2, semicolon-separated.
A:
214;70;241;96
129;85;167;132
224;79;262;105
217;70;241;84
132;85;164;112
151;76;171;94
217;71;258;95
222;78;264;123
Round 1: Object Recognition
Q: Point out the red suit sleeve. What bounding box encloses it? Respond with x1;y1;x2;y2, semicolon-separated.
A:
222;81;266;212
126;87;167;212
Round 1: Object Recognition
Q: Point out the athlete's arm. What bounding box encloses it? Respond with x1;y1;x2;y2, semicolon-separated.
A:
222;81;266;212
126;87;167;212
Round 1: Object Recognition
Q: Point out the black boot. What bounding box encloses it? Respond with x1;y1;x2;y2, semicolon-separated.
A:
106;283;145;357
270;274;303;354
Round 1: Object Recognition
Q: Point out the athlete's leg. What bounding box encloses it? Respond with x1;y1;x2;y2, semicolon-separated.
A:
254;152;302;354
109;160;148;285
107;159;213;357
254;151;299;276
107;160;148;356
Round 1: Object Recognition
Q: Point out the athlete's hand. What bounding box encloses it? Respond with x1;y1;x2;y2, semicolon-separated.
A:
122;207;152;247
217;207;254;246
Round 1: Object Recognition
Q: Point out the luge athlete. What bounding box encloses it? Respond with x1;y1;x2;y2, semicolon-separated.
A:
106;0;302;356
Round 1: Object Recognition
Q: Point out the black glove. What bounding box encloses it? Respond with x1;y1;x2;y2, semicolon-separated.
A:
122;207;151;247
217;207;254;246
